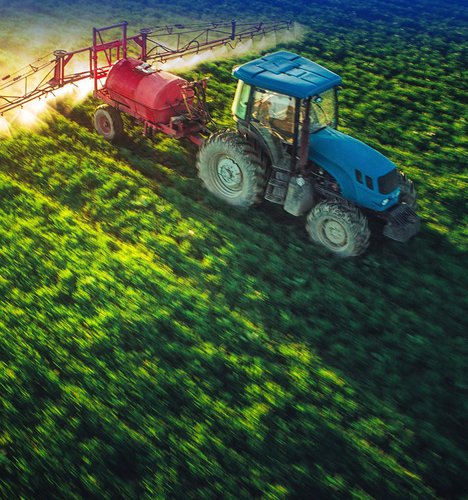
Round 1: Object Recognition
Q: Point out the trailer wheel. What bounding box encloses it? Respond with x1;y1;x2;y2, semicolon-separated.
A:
93;105;124;142
306;201;370;257
196;131;267;207
398;172;417;208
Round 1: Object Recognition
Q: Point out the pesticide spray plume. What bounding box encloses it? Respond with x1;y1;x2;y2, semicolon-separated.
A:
0;58;95;133
2;101;51;133
17;107;46;127
0;116;12;137
160;22;305;73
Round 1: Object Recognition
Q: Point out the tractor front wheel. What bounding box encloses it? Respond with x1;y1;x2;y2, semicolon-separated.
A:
306;201;370;257
196;131;267;207
93;105;124;142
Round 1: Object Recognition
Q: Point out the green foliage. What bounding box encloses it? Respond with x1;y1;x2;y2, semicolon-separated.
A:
0;0;467;498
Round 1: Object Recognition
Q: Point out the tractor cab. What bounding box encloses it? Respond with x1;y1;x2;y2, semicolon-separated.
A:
233;81;338;143
232;52;340;147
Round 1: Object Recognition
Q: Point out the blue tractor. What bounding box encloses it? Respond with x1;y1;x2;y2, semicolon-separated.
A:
196;51;420;257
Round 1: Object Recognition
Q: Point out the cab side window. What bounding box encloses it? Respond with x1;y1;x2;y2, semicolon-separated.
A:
251;90;295;142
232;81;251;120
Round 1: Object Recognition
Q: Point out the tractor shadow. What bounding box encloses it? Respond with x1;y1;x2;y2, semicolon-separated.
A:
52;103;468;496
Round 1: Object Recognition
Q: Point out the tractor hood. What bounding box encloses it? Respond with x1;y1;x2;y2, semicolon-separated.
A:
309;127;396;177
308;127;399;209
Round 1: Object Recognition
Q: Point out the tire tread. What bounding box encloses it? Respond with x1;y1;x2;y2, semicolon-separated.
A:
306;201;370;257
196;131;268;207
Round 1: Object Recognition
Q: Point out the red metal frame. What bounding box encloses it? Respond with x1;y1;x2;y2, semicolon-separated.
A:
0;21;149;115
0;19;293;141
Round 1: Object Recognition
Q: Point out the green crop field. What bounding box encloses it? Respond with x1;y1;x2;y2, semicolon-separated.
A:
0;0;467;498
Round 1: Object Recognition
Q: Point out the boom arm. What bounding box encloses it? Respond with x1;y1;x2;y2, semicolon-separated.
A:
0;20;293;115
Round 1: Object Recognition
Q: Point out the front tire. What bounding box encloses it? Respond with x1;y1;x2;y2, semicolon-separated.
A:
196;131;267;207
306;201;370;257
93;105;124;142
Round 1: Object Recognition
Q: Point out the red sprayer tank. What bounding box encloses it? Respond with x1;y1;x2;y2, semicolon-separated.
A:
104;57;194;125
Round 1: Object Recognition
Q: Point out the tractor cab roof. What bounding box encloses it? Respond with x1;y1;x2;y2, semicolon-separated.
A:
233;51;342;99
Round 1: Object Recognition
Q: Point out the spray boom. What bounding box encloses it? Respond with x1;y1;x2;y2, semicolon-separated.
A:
0;20;293;116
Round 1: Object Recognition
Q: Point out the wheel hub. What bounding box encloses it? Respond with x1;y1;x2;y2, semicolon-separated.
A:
322;219;347;246
99;115;111;133
217;157;242;189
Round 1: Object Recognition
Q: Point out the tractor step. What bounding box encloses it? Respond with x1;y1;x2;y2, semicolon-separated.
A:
264;169;290;204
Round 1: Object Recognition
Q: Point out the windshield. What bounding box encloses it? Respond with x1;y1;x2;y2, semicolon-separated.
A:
308;88;337;131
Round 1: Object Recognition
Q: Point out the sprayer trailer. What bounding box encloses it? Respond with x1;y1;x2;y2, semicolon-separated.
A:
0;22;419;257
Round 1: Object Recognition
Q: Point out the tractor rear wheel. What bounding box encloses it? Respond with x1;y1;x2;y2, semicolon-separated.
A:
398;172;417;208
196;131;267;207
306;201;370;257
93;105;124;142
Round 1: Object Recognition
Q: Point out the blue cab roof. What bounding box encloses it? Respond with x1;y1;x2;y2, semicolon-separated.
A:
233;51;342;99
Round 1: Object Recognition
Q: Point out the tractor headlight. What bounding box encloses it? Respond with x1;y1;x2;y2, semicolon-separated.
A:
381;198;390;206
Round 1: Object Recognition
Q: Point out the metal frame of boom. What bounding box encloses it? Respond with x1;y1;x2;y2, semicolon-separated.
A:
0;20;292;116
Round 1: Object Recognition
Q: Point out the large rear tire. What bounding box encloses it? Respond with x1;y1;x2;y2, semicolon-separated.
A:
93;105;124;142
196;131;267;207
306;201;370;257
